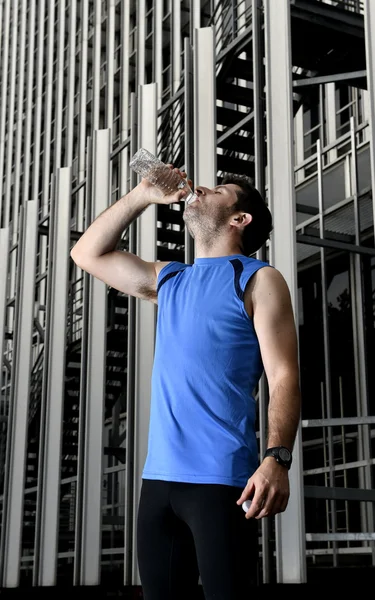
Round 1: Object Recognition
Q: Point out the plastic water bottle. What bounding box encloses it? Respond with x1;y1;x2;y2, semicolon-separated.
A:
129;148;198;205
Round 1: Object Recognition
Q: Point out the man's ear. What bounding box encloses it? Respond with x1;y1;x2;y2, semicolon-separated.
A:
230;213;252;228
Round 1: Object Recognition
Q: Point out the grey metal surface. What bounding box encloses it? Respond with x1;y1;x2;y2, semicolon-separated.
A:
106;0;115;128
0;0;10;220
364;0;375;235
66;0;76;167
73;139;92;587
31;0;46;206
79;130;110;585
263;0;306;584
193;27;217;188
252;0;271;584
54;0;66;171
124;95;137;586
92;1;102;131
317;139;338;565
12;0;27;242
3;0;18;228
302;416;375;427
350;119;375;556
132;83;158;585
184;38;195;265
42;3;55;216
22;0;36;205
36;168;72;585
1;201;38;587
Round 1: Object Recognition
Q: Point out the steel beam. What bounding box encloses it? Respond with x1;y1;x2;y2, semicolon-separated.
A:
35;169;72;586
264;0;306;584
194;27;217;188
132;84;158;585
1;201;38;587
364;0;375;238
79;130;111;585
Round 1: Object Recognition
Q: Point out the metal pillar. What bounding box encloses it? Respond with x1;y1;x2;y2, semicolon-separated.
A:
263;0;306;583
252;0;271;583
193;27;217;190
35;169;72;586
79;129;111;585
184;37;195;265
124;94;138;586
363;0;375;236
131;83;158;585
1;201;38;587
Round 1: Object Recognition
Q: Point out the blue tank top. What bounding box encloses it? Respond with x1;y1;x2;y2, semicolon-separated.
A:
142;254;271;487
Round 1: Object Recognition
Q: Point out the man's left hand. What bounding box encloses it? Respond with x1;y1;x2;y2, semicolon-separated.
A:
236;457;290;519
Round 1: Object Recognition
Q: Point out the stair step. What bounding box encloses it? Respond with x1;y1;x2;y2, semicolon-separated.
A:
217;83;253;107
157;227;185;245
157;247;185;262
217;132;254;155
217;153;254;178
217;106;254;132
229;57;253;82
158;204;184;225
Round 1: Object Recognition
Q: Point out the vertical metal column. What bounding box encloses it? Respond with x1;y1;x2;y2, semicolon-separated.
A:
155;0;163;105
172;0;182;94
1;200;38;587
263;0;306;583
3;0;19;228
190;0;201;38
73;137;93;587
106;0;115;129
79;129;111;585
12;0;27;243
349;117;374;558
21;0;36;203
316;139;338;565
137;0;146;87
252;0;271;583
0;227;10;480
131;83;158;585
54;0;66;171
31;0;46;207
0;0;11;219
92;1;102;131
0;228;10;397
193;27;217;188
124;94;138;587
364;0;375;235
41;2;55;217
77;0;89;233
35;168;72;586
65;0;76;167
184;38;195;265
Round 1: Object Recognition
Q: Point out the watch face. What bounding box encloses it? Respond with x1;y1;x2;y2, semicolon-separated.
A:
279;448;291;462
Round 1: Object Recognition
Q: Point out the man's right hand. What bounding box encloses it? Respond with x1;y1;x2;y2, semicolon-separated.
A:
134;164;194;205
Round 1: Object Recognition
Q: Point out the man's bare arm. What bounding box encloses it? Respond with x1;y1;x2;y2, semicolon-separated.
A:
70;167;191;302
236;267;301;519
250;266;301;450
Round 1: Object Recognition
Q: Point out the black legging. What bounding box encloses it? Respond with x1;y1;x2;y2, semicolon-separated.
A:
137;479;259;600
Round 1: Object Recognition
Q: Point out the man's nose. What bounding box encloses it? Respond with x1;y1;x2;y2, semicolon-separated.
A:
195;186;207;196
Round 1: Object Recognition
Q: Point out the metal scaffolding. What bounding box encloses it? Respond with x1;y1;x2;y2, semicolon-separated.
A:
0;0;374;590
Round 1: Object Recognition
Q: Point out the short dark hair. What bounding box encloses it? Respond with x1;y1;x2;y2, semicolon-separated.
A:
221;173;273;255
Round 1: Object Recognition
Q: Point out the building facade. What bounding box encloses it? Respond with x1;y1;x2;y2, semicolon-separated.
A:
0;0;374;591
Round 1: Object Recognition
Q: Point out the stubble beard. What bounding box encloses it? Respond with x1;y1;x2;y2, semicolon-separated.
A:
183;203;233;249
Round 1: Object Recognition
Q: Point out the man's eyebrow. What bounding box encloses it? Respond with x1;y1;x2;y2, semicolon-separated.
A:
214;185;228;192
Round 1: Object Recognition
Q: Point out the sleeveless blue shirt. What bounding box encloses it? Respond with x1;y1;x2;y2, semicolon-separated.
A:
142;254;271;488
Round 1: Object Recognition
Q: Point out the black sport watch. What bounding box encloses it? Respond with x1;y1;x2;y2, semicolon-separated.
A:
264;446;292;470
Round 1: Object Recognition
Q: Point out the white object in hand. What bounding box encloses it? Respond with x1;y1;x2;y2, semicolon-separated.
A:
242;500;252;512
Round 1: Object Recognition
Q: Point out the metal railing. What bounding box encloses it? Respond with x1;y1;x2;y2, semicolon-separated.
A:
315;0;364;14
208;0;253;56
